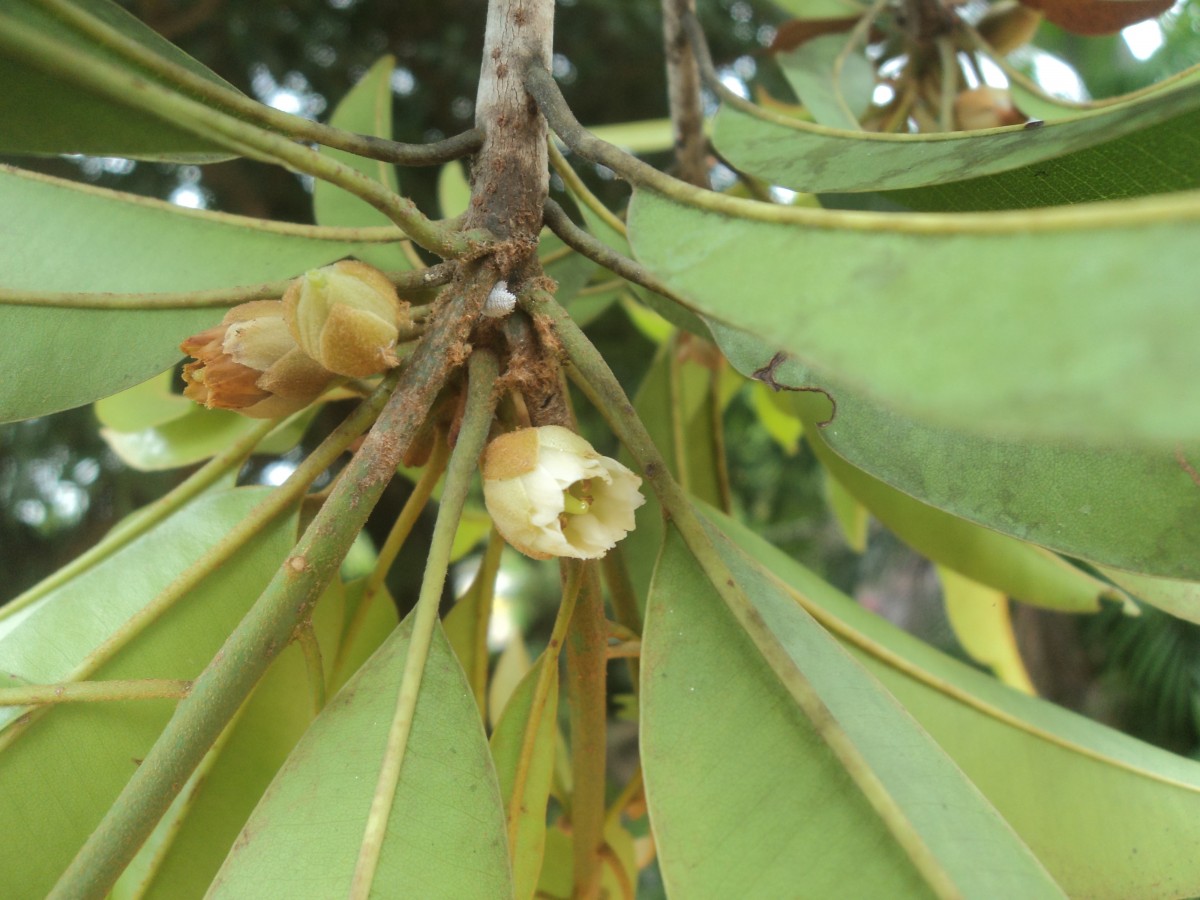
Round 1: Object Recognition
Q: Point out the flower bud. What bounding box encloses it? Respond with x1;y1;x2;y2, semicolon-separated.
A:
282;260;410;377
954;87;1028;131
482;426;646;560
181;300;334;418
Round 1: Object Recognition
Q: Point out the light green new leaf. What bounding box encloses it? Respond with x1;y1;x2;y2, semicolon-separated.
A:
208;618;512;899
0;0;236;160
490;654;559;900
778;34;874;130
710;324;1200;580
823;465;869;552
330;578;401;696
628;189;1200;445
0;165;406;422
713;74;1200;193
642;526;1063;898
97;372;312;471
112;581;342;899
0;487;296;900
939;567;1035;694
708;507;1200;898
1099;567;1200;625
313;56;413;271
770;0;868;17
438;160;472;219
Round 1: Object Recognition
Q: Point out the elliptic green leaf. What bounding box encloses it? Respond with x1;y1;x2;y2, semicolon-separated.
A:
713;74;1200;192
939;566;1035;694
709;506;1200;899
0;165;406;422
0;0;236;160
0;487;296;900
438;161;472;219
313;55;413;272
710;324;1200;580
643;525;1063;897
112;581;342;899
490;654;559;900
208;618;512;899
878;105;1200;211
803;408;1120;612
777;35;874;129
97;372;312;471
1099;567;1200;625
628;189;1200;445
330;578;401;696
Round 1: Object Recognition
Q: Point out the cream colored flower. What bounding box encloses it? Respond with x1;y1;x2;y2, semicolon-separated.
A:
482;426;645;560
282;260;411;377
181;300;334;418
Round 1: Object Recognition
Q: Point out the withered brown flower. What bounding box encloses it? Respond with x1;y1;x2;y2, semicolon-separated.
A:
181;300;334;419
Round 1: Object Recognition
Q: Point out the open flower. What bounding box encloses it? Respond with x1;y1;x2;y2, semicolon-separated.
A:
181;300;334;418
282;260;410;377
482;426;645;560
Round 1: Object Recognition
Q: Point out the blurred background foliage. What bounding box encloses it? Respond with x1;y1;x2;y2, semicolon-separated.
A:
3;0;1200;764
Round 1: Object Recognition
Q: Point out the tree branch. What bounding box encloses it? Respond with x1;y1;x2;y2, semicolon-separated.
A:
661;0;709;186
48;267;496;900
467;0;555;243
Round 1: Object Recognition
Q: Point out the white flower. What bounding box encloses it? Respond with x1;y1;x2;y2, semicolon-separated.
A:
482;426;645;560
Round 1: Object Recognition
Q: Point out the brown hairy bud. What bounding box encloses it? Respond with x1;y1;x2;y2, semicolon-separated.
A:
282;260;411;377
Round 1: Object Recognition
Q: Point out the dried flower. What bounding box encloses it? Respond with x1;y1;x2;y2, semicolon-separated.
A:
181;300;333;418
482;426;645;560
282;260;410;377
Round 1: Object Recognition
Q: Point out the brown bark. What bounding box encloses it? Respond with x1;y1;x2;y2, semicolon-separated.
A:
661;0;708;187
466;0;555;244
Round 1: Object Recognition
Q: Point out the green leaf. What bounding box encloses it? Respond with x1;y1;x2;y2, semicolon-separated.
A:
584;118;677;153
770;0;869;18
710;323;1200;580
707;505;1200;899
939;566;1035;694
0;165;405;423
438;160;472;219
97;372;313;471
490;654;559;900
313;55;412;272
627;189;1200;445
642;526;1063;897
574;201;710;337
330;578;400;696
540;231;597;307
1099;568;1200;625
823;465;868;553
208;618;512;898
803;407;1119;612
536;820;638;899
112;580;342;899
621;338;730;598
872;66;1200;211
777;35;874;129
0;0;236;160
0;487;296;900
713;74;1200;193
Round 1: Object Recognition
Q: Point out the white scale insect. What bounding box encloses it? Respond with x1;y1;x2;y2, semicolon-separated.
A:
482;280;517;318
